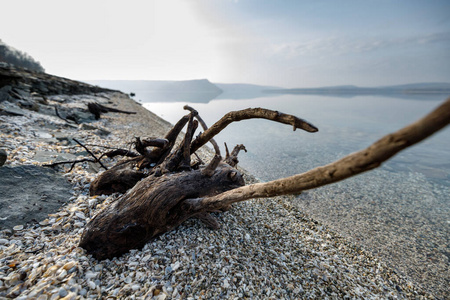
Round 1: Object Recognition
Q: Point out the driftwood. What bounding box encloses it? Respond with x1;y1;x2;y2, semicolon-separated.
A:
87;102;136;120
79;99;450;260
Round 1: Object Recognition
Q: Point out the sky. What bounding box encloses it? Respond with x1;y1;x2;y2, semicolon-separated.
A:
1;0;450;88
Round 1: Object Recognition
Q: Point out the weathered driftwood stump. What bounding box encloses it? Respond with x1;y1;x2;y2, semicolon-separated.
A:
81;107;318;259
87;102;136;120
80;99;450;260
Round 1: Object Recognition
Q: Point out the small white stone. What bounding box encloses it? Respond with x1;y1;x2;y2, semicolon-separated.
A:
73;221;84;228
223;279;230;289
142;255;151;262
88;199;97;207
75;212;86;219
57;269;68;281
293;284;304;294
0;238;9;245
155;294;167;300
94;264;103;272
171;261;181;271
85;271;98;279
87;280;96;290
124;276;132;284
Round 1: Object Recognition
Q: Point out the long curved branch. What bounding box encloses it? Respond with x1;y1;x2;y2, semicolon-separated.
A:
190;108;318;153
186;98;450;212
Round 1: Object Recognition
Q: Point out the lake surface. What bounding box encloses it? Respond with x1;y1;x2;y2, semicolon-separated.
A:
139;92;449;296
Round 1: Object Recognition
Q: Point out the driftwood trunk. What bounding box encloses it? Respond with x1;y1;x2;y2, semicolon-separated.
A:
80;99;450;260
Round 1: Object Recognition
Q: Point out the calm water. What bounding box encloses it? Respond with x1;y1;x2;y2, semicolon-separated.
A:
140;92;449;295
142;93;450;186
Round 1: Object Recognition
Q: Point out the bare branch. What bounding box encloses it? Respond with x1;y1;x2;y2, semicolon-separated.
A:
190;108;318;153
54;105;77;125
134;137;168;155
87;102;136;120
98;149;140;160
201;154;222;177
148;114;190;165
224;143;247;167
161;116;198;173
184;105;221;155
141;138;169;149
73;138;108;170
43;158;96;172
186;98;450;212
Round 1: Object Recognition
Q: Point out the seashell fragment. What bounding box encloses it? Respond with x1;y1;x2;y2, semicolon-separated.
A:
39;219;50;226
13;225;24;231
62;261;77;270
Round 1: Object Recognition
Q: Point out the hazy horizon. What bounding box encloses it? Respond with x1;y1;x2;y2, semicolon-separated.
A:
2;1;450;88
85;78;450;89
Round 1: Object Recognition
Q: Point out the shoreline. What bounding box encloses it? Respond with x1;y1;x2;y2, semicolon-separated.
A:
0;68;438;298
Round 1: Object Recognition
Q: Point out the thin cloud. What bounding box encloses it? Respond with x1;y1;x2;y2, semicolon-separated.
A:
267;32;450;59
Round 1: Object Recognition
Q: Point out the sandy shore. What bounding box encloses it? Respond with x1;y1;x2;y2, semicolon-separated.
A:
0;91;437;299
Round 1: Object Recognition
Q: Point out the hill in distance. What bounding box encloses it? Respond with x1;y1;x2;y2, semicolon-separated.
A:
86;79;223;103
87;79;222;94
264;83;450;96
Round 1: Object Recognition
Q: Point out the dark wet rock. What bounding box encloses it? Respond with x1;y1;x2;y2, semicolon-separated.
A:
53;104;96;124
32;94;49;105
34;130;53;139
79;123;111;136
0;105;27;116
18;99;39;111
67;110;95;123
32;150;79;163
0;149;7;166
51;132;73;144
78;123;98;131
0;165;73;229
34;81;49;93
0;86;13;102
11;87;31;99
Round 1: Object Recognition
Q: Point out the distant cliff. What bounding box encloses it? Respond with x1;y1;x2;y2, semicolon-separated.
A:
86;79;223;103
87;79;223;94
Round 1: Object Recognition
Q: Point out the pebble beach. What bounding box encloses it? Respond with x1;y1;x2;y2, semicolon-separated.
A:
0;82;439;300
